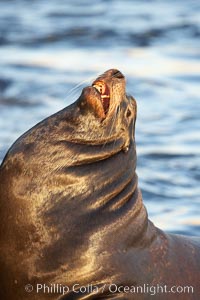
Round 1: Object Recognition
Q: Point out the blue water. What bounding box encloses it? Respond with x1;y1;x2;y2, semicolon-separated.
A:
0;0;200;236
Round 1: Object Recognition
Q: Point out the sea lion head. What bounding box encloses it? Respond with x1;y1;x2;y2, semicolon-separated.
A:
0;69;140;296
76;68;136;147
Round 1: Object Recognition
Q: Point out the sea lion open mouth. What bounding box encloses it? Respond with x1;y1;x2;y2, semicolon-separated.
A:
92;81;110;115
79;69;126;121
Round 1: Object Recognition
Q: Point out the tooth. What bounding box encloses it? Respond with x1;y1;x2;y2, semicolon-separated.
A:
101;84;105;94
101;95;110;98
93;81;105;94
93;85;101;93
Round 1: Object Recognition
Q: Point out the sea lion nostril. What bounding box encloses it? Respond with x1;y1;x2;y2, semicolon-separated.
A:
112;70;124;79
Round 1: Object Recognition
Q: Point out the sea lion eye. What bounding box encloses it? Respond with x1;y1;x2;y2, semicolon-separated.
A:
126;108;131;118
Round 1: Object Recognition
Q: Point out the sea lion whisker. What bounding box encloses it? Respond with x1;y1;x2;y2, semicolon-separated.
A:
112;106;121;147
104;110;118;148
100;105;118;149
63;75;98;102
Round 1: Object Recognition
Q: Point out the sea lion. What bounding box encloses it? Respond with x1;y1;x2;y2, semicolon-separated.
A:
0;69;199;300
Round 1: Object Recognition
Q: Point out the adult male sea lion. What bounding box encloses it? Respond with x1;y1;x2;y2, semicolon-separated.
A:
0;69;199;300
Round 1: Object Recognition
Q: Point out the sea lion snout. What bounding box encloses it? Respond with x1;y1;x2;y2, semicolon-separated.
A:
78;69;126;121
96;68;125;80
110;69;125;79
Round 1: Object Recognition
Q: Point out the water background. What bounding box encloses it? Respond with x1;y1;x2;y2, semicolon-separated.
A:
0;0;199;236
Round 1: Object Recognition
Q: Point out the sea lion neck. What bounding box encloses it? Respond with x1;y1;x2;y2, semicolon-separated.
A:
0;69;150;278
